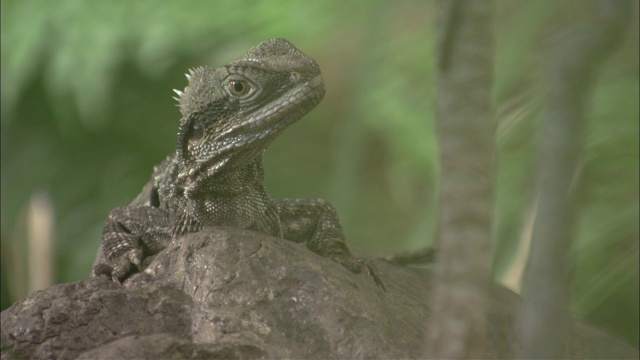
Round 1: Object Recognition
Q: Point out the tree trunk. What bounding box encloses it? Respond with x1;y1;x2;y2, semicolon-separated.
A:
426;0;495;358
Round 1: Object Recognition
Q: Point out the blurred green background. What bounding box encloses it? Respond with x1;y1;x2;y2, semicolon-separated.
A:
1;0;637;346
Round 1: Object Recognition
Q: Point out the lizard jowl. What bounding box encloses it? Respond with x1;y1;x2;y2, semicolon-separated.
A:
93;39;384;290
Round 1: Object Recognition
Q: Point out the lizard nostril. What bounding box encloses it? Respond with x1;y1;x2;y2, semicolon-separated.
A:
93;39;382;290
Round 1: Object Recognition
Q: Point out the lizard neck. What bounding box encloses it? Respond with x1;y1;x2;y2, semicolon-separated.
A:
161;155;276;232
206;156;266;195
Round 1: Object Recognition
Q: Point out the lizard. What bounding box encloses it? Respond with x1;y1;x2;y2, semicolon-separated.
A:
92;38;384;290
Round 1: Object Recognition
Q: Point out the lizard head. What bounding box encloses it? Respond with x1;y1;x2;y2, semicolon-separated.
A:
172;39;325;186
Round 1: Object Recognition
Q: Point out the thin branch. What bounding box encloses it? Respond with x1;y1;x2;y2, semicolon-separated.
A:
519;1;634;358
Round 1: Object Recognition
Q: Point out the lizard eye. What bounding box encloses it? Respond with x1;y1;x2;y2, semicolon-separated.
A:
190;120;204;142
228;80;251;97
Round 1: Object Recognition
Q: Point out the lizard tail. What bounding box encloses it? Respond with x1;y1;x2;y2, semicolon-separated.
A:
380;246;436;265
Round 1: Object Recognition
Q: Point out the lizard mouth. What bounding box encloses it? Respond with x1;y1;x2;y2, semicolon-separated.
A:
202;73;325;161
183;73;325;192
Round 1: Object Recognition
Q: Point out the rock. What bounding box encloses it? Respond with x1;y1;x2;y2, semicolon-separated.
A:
76;333;269;360
2;227;637;359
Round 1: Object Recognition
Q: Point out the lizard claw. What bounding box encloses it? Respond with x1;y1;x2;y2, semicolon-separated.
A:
92;247;143;285
127;248;143;272
328;253;386;291
111;275;122;286
357;258;386;292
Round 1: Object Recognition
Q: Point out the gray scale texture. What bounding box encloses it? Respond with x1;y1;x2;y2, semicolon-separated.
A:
92;38;382;288
2;228;637;359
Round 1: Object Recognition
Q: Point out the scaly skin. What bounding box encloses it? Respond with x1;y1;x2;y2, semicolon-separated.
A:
93;39;384;290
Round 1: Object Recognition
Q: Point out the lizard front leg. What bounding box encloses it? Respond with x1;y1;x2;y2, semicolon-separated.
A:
275;198;385;290
93;205;171;284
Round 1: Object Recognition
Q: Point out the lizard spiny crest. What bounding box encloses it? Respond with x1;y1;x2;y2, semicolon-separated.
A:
94;39;384;290
172;67;206;103
174;39;325;189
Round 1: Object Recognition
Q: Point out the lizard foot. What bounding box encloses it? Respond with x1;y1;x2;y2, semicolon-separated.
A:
92;248;143;285
329;254;386;291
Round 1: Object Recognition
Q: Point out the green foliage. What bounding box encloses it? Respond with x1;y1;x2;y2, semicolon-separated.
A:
1;0;337;128
490;1;639;345
1;0;637;346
